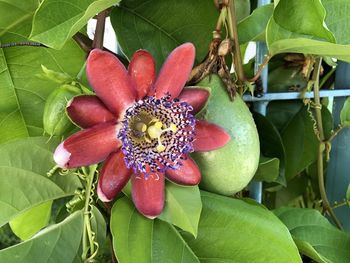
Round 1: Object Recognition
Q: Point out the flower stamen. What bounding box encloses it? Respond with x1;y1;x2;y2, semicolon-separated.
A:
146;121;177;152
119;95;195;174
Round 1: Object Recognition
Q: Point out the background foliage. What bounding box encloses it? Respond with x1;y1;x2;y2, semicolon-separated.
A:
1;0;350;262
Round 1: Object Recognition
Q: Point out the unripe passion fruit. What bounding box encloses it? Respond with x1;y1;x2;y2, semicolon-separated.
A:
43;84;81;136
192;75;260;195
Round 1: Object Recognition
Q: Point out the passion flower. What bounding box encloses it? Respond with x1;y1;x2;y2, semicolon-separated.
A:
53;43;230;218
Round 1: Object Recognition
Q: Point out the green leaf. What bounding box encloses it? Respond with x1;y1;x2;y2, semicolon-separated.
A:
182;191;301;262
238;4;274;44
0;34;85;143
110;1;215;69
275;175;308;207
266;0;350;60
254;156;280;183
273;0;335;43
267;101;303;131
253;112;286;185
0;137;81;227
323;0;350;44
340;97;350;127
275;207;350;263
30;0;119;49
293;239;327;263
122;180;201;237
0;211;83;263
91;206;106;249
110;197;199;263
159;181;201;237
281;106;319;180
110;0;249;69
9;201;52;240
268;67;307;94
0;0;39;37
267;36;350;62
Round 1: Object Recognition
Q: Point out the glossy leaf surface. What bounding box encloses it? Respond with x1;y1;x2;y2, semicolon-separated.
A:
182;191;301;263
30;0;119;49
110;197;199;263
159;182;201;237
275;207;350;263
0;137;81;227
0;211;83;263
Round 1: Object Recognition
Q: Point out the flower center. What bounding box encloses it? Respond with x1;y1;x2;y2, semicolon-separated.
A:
118;95;195;175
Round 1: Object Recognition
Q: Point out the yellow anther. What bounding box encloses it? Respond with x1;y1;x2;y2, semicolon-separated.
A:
155;121;163;129
156;144;165;152
135;122;147;132
147;125;162;139
169;123;177;132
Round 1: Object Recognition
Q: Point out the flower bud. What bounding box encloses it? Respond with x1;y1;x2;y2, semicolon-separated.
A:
43;84;81;136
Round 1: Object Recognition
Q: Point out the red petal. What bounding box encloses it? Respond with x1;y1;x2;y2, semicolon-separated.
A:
178;87;209;114
128;50;156;100
131;173;165;219
97;151;132;202
87;49;136;117
193;120;231;152
152;43;195;98
165;157;201;185
67;95;116;128
53;123;121;168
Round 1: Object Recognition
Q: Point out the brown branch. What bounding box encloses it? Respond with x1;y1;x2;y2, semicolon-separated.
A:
227;0;245;83
73;32;129;66
247;54;272;83
73;33;92;53
92;10;109;49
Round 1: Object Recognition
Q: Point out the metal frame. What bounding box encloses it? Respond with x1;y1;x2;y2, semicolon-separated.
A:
244;89;350;102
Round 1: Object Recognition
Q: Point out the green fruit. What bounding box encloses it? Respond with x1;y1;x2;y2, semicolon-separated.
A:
43;84;81;136
192;75;260;195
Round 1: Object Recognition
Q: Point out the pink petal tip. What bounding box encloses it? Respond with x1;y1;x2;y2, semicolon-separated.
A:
53;142;71;168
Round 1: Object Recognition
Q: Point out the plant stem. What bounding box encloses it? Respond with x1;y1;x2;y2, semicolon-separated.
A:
82;165;98;261
319;67;336;88
214;7;227;39
331;200;348;209
227;0;245;83
92;10;108;49
328;125;344;142
312;57;343;229
73;32;129;66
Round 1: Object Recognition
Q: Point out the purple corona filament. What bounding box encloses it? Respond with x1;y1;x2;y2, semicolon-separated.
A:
118;95;195;175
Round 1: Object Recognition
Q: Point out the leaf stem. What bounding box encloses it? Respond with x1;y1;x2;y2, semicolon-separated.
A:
82;164;98;261
331;200;348;209
227;0;245;83
312;57;343;229
328;125;343;142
